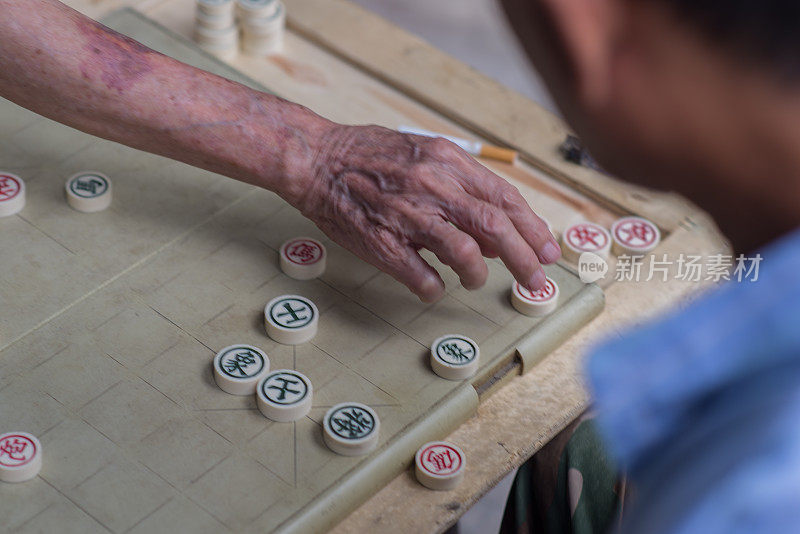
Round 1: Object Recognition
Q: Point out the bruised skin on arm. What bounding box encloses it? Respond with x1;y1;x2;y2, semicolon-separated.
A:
0;0;559;301
77;21;156;94
1;2;329;201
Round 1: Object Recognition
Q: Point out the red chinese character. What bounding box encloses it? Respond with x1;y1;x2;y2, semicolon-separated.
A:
425;448;455;472
0;437;30;463
618;221;655;246
0;176;20;201
569;226;603;248
288;242;319;264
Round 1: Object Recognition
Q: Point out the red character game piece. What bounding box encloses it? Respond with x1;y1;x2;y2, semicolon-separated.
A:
611;216;661;255
0;173;25;217
0;432;42;483
279;237;326;280
511;277;560;317
415;441;466;491
561;222;611;263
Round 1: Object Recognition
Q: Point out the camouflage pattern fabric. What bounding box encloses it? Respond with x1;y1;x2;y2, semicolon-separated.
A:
500;414;628;534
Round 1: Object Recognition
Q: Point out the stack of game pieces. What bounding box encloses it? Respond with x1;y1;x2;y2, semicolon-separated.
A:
237;0;286;56
194;0;239;60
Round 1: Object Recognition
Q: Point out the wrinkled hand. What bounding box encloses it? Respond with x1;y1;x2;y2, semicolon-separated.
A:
300;124;561;302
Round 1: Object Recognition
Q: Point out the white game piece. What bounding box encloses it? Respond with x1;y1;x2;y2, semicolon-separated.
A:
242;2;284;29
256;369;313;422
561;221;611;263
264;294;318;345
511;278;559;317
197;0;234;16
240;2;286;56
65;172;112;213
195;9;236;30
279;237;326;280
236;0;279;18
415;441;465;491
195;0;237;58
0;173;25;217
611;216;661;256
193;24;238;47
213;344;270;395
322;402;380;456
430;334;480;381
0;432;42;483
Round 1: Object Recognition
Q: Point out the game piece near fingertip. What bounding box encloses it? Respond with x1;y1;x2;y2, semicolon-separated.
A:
280;237;326;280
511;278;559;317
0;432;42;483
611;216;661;256
256;369;313;422
264;294;318;344
0;173;25;217
430;334;480;381
415;441;465;491
323;402;380;456
213;344;270;396
65;171;112;213
561;221;611;263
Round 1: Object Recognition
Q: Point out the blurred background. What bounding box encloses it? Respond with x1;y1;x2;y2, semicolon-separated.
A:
348;1;556;532
350;0;558;114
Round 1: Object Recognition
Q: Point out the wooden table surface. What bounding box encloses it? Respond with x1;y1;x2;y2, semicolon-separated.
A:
53;0;729;531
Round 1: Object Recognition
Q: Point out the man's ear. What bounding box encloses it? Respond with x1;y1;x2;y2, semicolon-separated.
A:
536;0;620;108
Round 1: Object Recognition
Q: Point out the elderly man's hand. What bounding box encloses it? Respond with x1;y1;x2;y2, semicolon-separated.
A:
297;124;560;302
0;0;557;305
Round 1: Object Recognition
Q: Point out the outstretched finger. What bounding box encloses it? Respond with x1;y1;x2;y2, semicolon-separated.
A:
493;180;560;265
417;217;488;290
446;198;547;291
364;230;446;303
504;200;560;265
456;159;561;264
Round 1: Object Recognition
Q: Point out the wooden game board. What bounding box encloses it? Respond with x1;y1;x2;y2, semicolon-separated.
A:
0;9;605;533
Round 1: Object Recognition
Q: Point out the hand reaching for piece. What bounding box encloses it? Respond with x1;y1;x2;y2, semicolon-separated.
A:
297;124;561;302
0;1;556;305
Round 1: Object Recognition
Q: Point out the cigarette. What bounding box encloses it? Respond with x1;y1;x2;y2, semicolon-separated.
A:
398;126;518;164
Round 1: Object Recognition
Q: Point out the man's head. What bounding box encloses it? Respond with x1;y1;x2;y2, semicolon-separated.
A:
501;0;800;250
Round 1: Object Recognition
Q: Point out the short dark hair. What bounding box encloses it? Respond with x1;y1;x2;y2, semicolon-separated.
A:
663;1;800;77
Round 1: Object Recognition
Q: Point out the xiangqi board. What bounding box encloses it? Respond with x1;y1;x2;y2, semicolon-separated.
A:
0;9;604;533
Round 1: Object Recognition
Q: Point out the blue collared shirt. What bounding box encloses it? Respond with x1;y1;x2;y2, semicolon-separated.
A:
588;229;800;534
